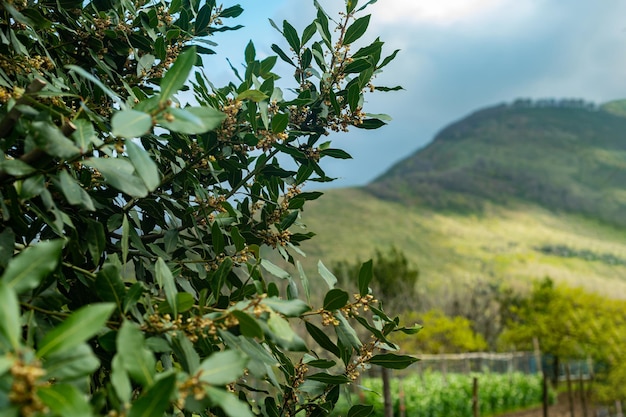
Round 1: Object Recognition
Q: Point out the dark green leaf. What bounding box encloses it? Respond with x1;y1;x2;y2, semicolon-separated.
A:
245;40;256;64
357;118;387;129
378;49;400;69
219;4;244;18
271;44;296;67
374;85;403;92
271;113;289;133
367;353;419;369
127;373;176;417
348;404;374;417
395;324;423;334
44;343;100;382
37;303;115;358
305;359;336;369
358;259;373;297
0;159;35;176
323;289;349;311
343;15;370;45
230;226;245;252
160;46;197;103
279;210;298;230
346;0;359;13
94;264;126;312
305;322;340;357
2;239;64;294
307;372;350;384
344;58;372;74
195;3;212;34
0;228;14;269
282;20;300;52
231;310;264;339
212;221;225;255
302;22;317;45
31;121;81;158
157;292;194;314
321;148;352;159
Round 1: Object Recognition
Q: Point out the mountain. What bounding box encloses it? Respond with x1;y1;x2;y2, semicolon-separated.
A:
296;100;626;303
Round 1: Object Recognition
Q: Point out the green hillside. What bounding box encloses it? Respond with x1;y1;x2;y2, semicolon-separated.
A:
295;101;626;302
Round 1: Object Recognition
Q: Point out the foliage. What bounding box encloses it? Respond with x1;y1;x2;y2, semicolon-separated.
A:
393;309;487;354
0;0;419;415
331;246;419;315
332;371;553;417
499;278;626;401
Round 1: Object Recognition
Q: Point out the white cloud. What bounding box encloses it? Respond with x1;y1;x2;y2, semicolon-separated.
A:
368;0;507;25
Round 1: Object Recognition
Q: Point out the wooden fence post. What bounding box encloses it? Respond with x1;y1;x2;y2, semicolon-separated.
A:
473;376;480;417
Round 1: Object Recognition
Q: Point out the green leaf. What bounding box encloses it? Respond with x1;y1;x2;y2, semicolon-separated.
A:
317;261;337;289
343;15;370;45
267;311;307;351
31;121;81;159
212;221;225;255
231;310;264;339
323;289;349;311
271;44;296;67
279;210;298;230
244;40;256;64
261;259;290;279
282;20;300;52
0;282;20;350
38;384;93;417
159;46;197;103
44;343;100;383
84;157;148;197
170;334;200;374
195;3;212;34
67;65;122;105
262;297;310;317
358;259;373;297
116;321;155;386
2;240;64;294
0;228;14;270
321;148;352;159
198;350;248;385
205;386;255;417
37;303;115;358
121;214;129;264
156;258;178;318
111;354;132;403
230;226;245;252
357;118;387;129
94;264;126;312
271;112;289;133
57;170;95;211
304;358;336;369
111;110;153;138
297;261;310;304
346;0;359;13
157;292;194;314
305;322;340;357
126;140;160;191
396;324;423;334
307;372;351;384
367;353;419;369
237;89;268;102
335;312;362;350
348;404;374;417
0;159;35;176
219;4;244;18
302;22;317;45
378;49;400;69
127;373;176;417
160;106;225;134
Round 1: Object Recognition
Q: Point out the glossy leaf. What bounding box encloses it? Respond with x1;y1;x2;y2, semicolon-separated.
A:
116;321;155;386
94;264;126;313
358;259;373;296
282;20;300;52
231;310;264;339
37;303;115;358
343;15;370;45
198;350;248;385
305;322;340;357
127;373;176;417
323;288;349;311
111;110;152;138
348;404;374;417
271;43;296;67
126;140;160;191
84;157;148;197
367;353;419;369
159;46;197;103
307;372;351;384
2;239;64;294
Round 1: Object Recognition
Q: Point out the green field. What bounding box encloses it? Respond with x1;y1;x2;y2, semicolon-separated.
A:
293;187;626;302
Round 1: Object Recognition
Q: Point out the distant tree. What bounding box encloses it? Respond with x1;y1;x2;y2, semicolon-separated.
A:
332;246;420;315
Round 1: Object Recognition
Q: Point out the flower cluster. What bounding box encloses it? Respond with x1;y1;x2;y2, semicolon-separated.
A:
341;293;378;317
8;359;47;417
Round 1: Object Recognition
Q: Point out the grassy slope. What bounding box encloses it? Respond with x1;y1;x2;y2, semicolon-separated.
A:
295;187;626;301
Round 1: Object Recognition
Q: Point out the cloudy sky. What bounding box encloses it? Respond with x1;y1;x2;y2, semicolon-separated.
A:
208;0;626;188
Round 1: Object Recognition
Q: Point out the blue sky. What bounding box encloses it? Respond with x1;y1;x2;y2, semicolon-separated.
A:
207;0;626;188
